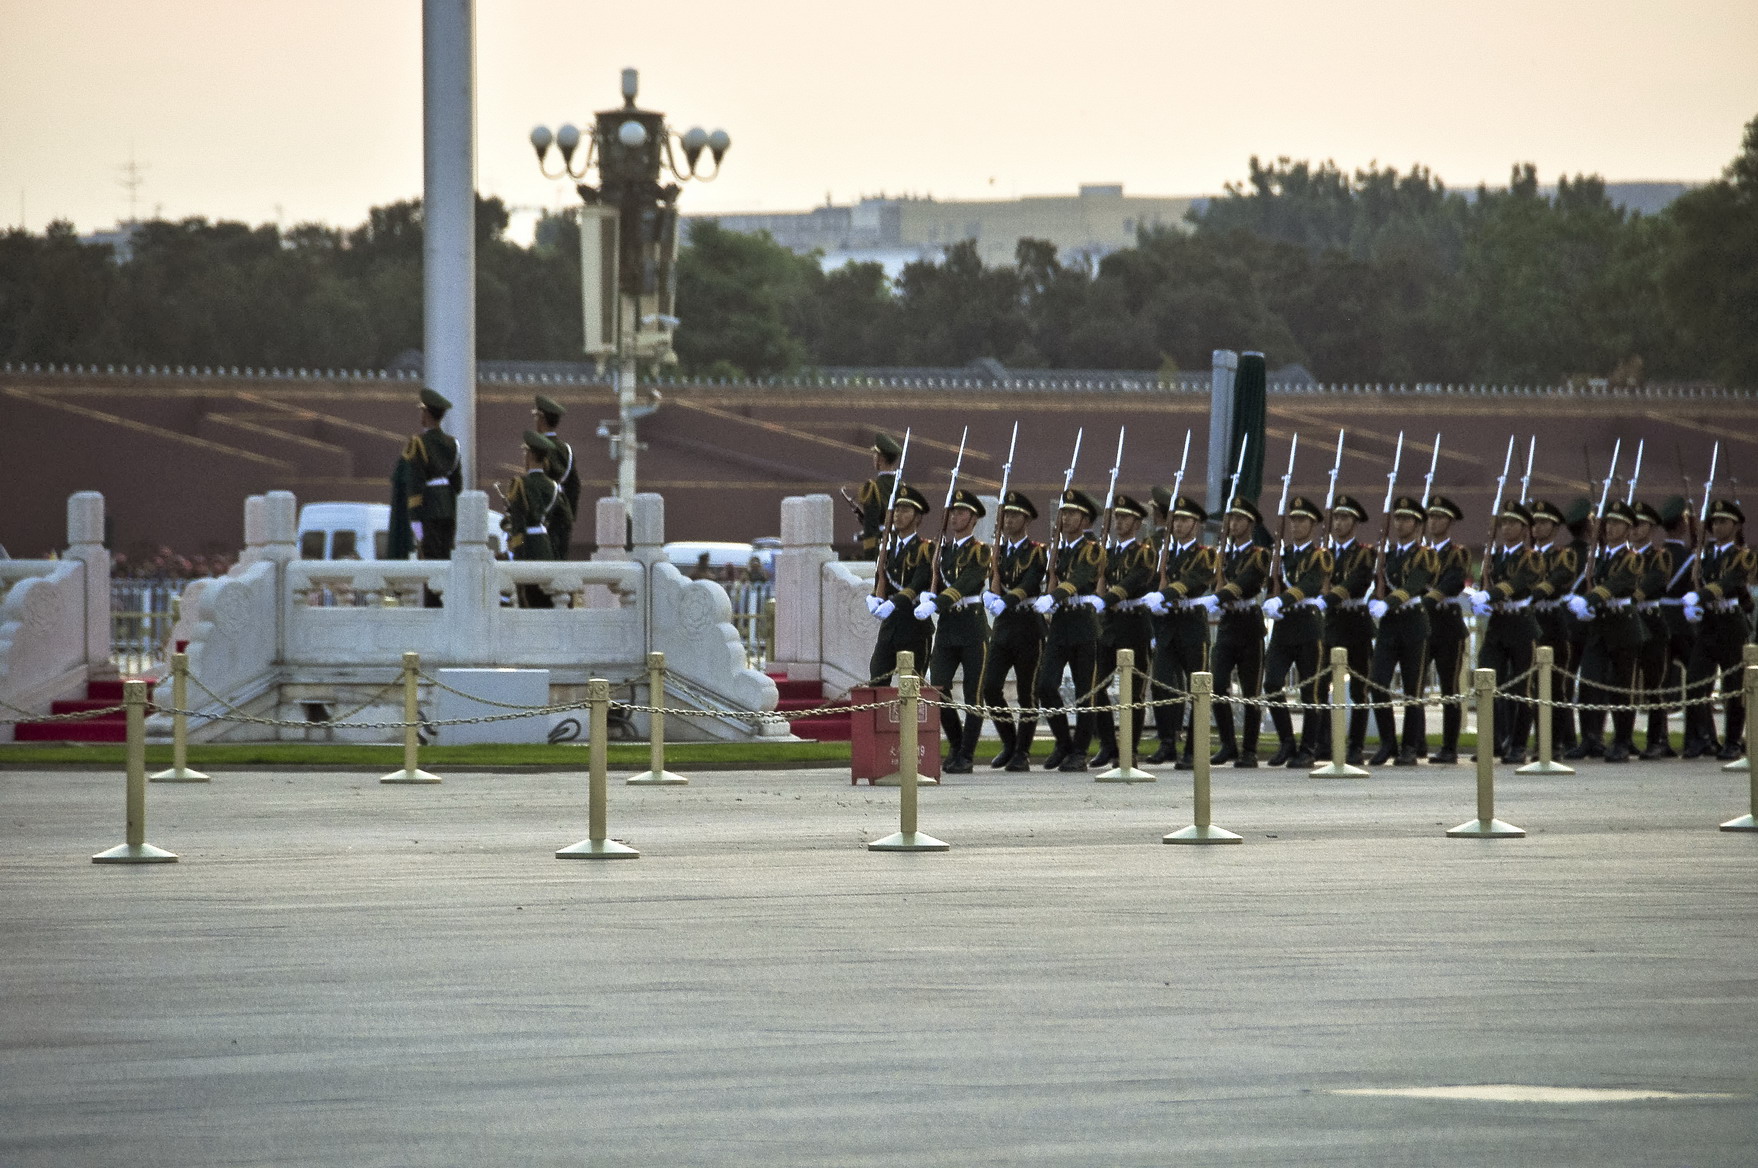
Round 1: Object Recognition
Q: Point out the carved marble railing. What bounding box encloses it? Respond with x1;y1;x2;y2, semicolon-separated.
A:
0;492;112;741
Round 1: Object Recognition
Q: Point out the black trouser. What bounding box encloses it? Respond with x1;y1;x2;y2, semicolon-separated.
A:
984;624;1043;761
1579;631;1641;749
512;535;554;609
418;517;455;607
1095;621;1153;755
1036;633;1100;757
1685;613;1749;753
870;614;933;685
1427;627;1468;753
1150;613;1209;757
1532;610;1578;751
1263;631;1323;752
1478;614;1536;754
1317;616;1373;757
1372;610;1430;754
1635;613;1672;747
930;638;987;761
1210;612;1265;755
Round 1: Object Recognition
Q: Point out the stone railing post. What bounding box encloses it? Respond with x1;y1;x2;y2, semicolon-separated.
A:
450;490;493;661
64;491;111;674
774;494;836;682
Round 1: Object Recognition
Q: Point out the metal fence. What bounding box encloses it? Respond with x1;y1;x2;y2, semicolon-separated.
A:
111;577;194;674
721;579;774;669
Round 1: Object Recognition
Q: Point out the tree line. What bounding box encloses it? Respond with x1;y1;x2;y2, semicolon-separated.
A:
2;115;1753;387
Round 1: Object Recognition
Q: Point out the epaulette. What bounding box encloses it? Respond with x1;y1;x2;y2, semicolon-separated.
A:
1078;542;1105;565
856;479;879;505
402;435;425;462
1316;548;1334;572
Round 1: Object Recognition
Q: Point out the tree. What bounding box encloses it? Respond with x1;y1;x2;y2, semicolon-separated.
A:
1661;114;1758;386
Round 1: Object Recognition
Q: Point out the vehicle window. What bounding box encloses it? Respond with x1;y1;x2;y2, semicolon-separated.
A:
299;531;325;559
331;530;358;559
375;531;390;559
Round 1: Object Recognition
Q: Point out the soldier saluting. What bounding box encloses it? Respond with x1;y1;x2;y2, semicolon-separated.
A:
533;394;580;559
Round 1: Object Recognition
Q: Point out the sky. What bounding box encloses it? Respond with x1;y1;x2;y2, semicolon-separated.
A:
2;0;1755;242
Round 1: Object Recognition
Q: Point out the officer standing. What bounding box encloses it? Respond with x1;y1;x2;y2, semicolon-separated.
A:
503;431;569;608
1682;499;1755;760
850;433;903;560
1318;495;1376;766
1201;496;1271;768
1367;497;1437;766
1523;500;1582;758
1143;491;1216;769
1630;501;1675;758
921;489;992;774
1468;502;1545;764
1090;494;1157;769
866;483;934;684
533;395;580;559
388;387;462;563
1644;498;1696;758
981;491;1047;771
1261;495;1333;768
1565;500;1648;762
1421;496;1472;763
1032;489;1107;772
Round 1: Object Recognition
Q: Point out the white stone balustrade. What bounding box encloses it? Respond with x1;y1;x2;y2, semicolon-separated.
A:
0;492;112;741
772;493;884;698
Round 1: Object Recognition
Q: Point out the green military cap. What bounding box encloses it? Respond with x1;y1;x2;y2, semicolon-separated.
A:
1150;485;1173;516
892;483;929;514
1707;498;1745;524
1599;499;1636;525
948;488;986;517
1170;495;1208;523
1000;490;1038;519
1427;495;1464;522
534;393;566;418
419;386;452;414
522;430;557;456
1110;493;1150;520
1226;495;1264;525
1331;494;1369;522
1287;495;1324;522
1657;495;1687;525
1563;498;1593;526
1059;488;1101;520
1630;501;1663;526
1528;500;1565;525
1392;495;1427;520
872;432;903;459
1498;501;1534;526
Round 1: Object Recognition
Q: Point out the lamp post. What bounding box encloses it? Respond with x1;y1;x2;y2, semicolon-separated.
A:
531;69;730;504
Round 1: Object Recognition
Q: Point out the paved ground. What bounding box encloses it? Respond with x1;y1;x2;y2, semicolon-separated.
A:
2;756;1754;1166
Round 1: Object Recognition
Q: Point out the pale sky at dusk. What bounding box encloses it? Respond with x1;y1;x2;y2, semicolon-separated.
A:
3;0;1755;240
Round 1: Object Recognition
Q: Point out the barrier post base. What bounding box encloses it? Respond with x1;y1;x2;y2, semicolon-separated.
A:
556;838;641;859
1721;756;1749;773
1162;824;1243;845
625;770;689;786
1446;817;1526;838
867;830;950;852
1308;760;1370;779
1095;764;1155;783
149;765;211;783
1516;758;1575;775
876;772;939;786
92;842;179;864
1719;814;1756;832
380;768;442;784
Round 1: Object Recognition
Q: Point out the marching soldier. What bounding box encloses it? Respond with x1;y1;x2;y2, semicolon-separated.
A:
1261;495;1333;768
1469;501;1545;764
1201;496;1272;768
866;484;934;684
981;491;1047;771
1523;500;1582;758
503;431;570;608
1318;495;1375;766
1421;496;1472;763
1143;491;1217;768
1032;489;1107;772
388;386;462;563
849;432;903;560
1643;498;1696;758
1367;497;1437;766
1630;501;1676;758
1090;494;1157;769
921;489;992;774
533;395;580;559
1565;499;1648;762
1557;499;1596;753
1682;499;1755;760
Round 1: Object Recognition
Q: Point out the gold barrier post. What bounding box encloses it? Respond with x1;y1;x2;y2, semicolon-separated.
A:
1722;647;1758;774
558;678;641;858
1097;649;1155;782
1448;668;1525;838
1311;646;1370;778
627;652;689;785
1165;672;1242;843
149;652;210;783
1719;665;1758;831
380;651;441;784
1518;645;1575;775
93;680;179;864
877;651;938;786
870;652;949;851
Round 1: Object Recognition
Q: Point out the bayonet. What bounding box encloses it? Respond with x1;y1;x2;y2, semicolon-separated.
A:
1102;425;1126;520
1277;433;1300;520
1381;431;1405;517
1420;432;1441;509
1158;428;1193;587
943;426;969;513
1324;429;1344;513
1062;427;1084;498
1626;438;1644;504
1520;437;1536;505
871;426;912;598
1226;433;1250;508
1702;441;1719;524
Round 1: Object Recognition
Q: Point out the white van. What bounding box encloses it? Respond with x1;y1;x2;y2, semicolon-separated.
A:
663;541;776;577
296;502;508;559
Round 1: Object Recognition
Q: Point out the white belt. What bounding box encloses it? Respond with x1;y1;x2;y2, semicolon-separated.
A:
1491;597;1531;613
1658;598;1686;607
1534;599;1562;611
1710;599;1740;614
1636;601;1659;613
955;596;983;609
1605;597;1632;610
525;526;547;534
1222;601;1259;614
426;477;452;487
1340;598;1368;610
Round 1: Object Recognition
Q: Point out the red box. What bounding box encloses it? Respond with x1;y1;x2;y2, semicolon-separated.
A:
848;685;943;785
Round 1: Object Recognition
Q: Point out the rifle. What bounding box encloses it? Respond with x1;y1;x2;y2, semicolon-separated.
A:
1156;429;1192;590
1692;441;1719;590
1626;438;1644;505
988;421;1019;597
1267;434;1300;596
1420;432;1441;512
928;426;969;597
1322;429;1344;550
1480;435;1515;590
1044;426;1084;596
1372;431;1405;600
1583;438;1622;591
1211;433;1250;593
870;427;912;599
1094;426;1127;593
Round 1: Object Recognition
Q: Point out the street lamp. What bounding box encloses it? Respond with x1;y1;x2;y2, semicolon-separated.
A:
531;68;730;505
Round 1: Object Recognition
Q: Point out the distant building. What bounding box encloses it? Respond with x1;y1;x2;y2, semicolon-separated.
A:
690;185;1206;276
79;221;141;264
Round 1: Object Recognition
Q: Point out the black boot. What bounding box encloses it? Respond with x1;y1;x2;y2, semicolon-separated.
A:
1370;741;1397;767
1146;739;1179;765
1211;704;1238;765
1043;714;1072;770
1239;708;1260;767
1267;739;1297;767
990;722;1017;768
1439;703;1462;761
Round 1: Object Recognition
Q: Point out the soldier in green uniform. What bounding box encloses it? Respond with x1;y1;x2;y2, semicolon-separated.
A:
981;491;1047;771
1317;495;1375;766
1629;501;1676;758
1031;489;1107;772
1261;495;1333;768
1143;492;1217;768
1683;499;1755;760
1564;499;1649;762
1090;494;1157;769
921;489;993;774
1467;501;1545;764
849;432;902;560
1642;498;1695;758
1421;496;1472;764
866;483;934;684
1523;500;1582;758
1556;499;1596;754
533;395;580;559
1367;497;1437;766
388;386;462;608
1198;496;1272;768
503;431;570;608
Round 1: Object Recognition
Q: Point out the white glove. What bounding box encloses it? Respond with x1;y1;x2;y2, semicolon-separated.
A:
1081;594;1106;613
1192;594;1220;613
1684;603;1704;623
1682;591;1700;608
870;597;895;620
1144;591;1169;616
1368;598;1389;620
866;594;884;616
1262;596;1285;620
984;593;1007;618
1032;594;1056;615
913;597;937;620
1565;594;1591;620
1470;596;1492;617
410;520;425;542
1471;588;1491;607
1312;595;1327;611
